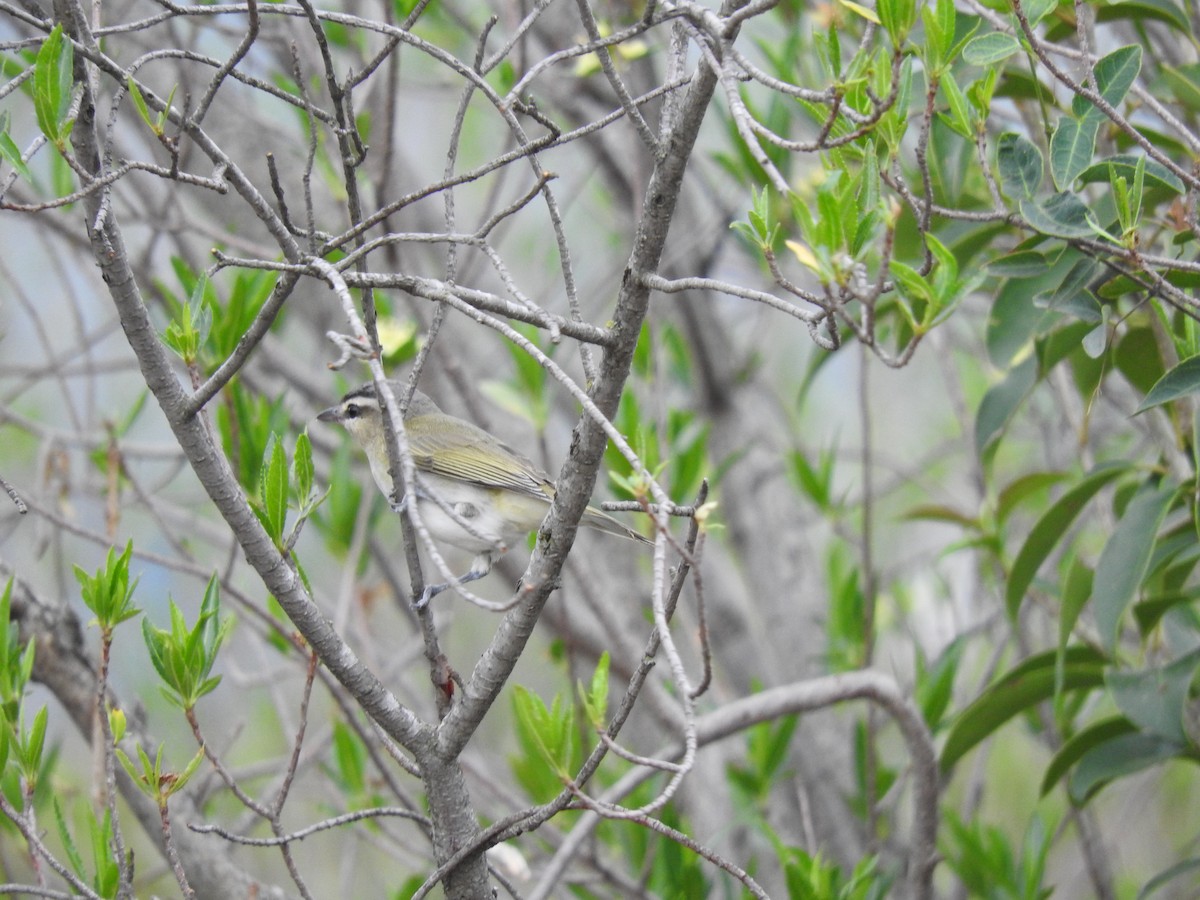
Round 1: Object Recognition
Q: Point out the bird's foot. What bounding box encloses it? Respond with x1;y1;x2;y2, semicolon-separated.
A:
414;581;445;610
413;555;493;610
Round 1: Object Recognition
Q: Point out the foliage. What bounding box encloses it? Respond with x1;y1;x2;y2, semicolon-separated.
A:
7;0;1200;895
141;575;232;711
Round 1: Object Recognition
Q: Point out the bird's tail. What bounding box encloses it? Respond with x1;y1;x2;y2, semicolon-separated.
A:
581;506;653;544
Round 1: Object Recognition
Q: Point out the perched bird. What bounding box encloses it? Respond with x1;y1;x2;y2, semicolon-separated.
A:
318;380;648;603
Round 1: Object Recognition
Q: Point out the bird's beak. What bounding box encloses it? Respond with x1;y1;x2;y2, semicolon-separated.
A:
316;405;342;423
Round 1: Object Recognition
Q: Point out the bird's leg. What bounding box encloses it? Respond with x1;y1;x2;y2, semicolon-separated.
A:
415;552;495;609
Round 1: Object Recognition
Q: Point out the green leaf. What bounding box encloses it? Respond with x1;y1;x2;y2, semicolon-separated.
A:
1005;464;1131;620
988;249;1054;277
0;112;31;182
157;84;178;132
34;25;73;143
1034;256;1101;318
1162;64;1200;113
901;504;978;528
579;652;610;728
52;798;86;881
975;353;1037;458
1096;0;1189;32
878;0;918;43
1057;556;1094;687
1139;859;1200;899
932;0;955;60
171;746;206;795
259;433;288;545
1049;117;1100;190
331;722;366;796
890;260;934;324
1040;715;1137;796
939;70;973;138
1068;732;1182;803
198;575;226;659
20;705;48;778
0;578;29;713
1136;354;1200;413
915;638;964;731
997;132;1044;200
1078;154;1185;196
1022;0;1056;25
141;616;169;685
114;749;143;791
790;448;838;512
74;541;141;631
291;431;314;506
140;581;229;711
512;685;572;780
127;77;154;131
940;646;1108;773
1082;316;1109;358
963;32;1021;66
109;707;126;744
996;471;1070;525
1094;480;1178;650
1107;647;1200;743
1019;192;1096;239
1072;45;1142;121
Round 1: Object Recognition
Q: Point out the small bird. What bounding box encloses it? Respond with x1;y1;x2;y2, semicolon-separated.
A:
318;380;648;603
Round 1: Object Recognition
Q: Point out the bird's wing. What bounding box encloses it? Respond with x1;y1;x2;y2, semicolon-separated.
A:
408;418;553;499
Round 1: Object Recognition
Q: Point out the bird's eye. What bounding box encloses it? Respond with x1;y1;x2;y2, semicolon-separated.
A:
344;403;361;419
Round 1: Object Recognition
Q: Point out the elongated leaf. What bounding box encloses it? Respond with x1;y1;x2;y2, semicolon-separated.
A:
0;123;31;182
1095;480;1177;650
1035;257;1100;313
915;637;964;732
997;132;1044;200
1139;858;1200;900
1162;64;1200;113
975;353;1037;458
34;26;67;141
1023;0;1056;24
940;70;972;138
1103;271;1200;302
127;77;154;130
1040;715;1137;796
901;504;979;528
1005;464;1130;620
52;798;86;881
996;471;1069;525
987;249;1053;278
1068;732;1182;803
291;431;314;504
941;646;1108;773
1050;117;1100;189
1057;556;1094;687
1107;648;1200;743
1136;354;1200;413
259;434;288;544
988;260;1076;366
963;32;1020;66
141;617;170;684
932;0;955;59
1079;154;1184;195
1072;45;1143;121
1020;192;1096;239
1096;0;1189;32
838;0;882;23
